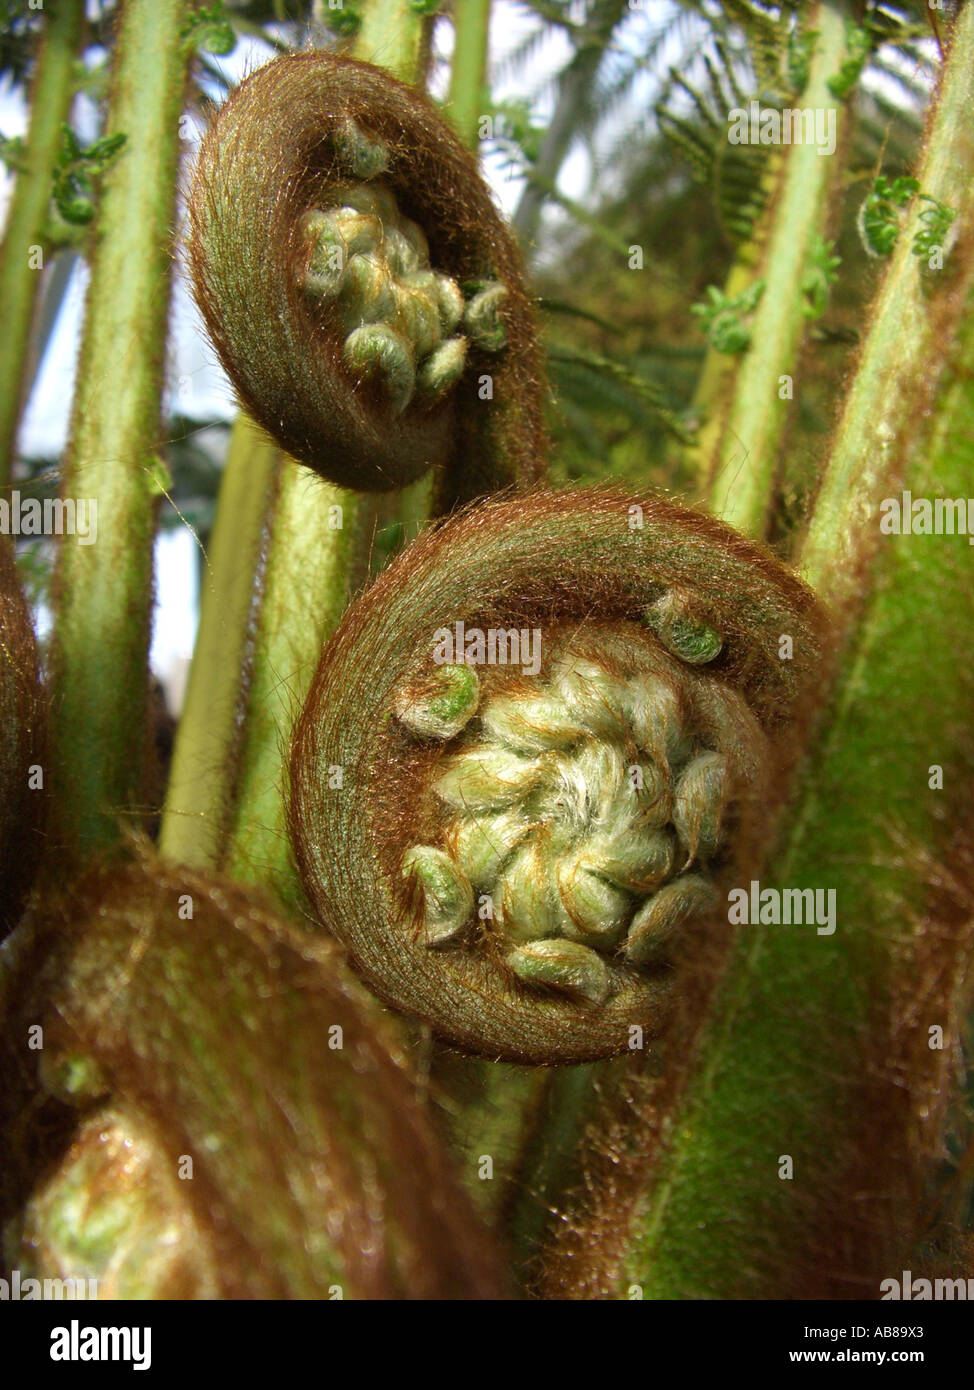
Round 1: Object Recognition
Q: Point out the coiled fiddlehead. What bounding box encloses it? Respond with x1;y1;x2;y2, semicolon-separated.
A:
189;51;547;498
0;854;502;1299
289;489;824;1064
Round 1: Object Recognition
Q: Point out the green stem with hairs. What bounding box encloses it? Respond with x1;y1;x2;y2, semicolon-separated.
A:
163;8;433;897
0;0;85;489
707;1;848;535
355;0;423;81
546;6;974;1298
50;0;192;856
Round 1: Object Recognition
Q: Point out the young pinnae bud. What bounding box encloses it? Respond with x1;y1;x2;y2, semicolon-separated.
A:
333;117;390;180
402;846;475;945
505;938;611;1005
342;324;415;414
393;662;479;741
463;282;509;351
643;589;723;666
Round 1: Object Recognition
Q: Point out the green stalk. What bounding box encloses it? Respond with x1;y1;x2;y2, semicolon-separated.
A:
0;0;85;488
355;0;423;80
801;7;974;597
550;6;974;1298
157;414;278;869
50;0;192;856
164;5;431;896
446;0;492;150
222;464;374;907
708;1;848;535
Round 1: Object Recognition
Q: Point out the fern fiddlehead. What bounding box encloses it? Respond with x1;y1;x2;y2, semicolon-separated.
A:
289;488;825;1064
189;50;547;501
0;853;503;1299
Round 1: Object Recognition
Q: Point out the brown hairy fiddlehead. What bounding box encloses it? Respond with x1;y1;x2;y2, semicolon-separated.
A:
189;51;547;499
289;488;825;1064
0;542;46;937
0;852;502;1299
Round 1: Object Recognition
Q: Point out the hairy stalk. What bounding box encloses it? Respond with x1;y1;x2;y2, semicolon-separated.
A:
539;9;974;1295
355;0;423;80
0;853;503;1298
708;2;848;535
0;0;85;488
801;2;974;596
289;488;823;1063
49;0;192;856
222;464;374;909
158;414;278;870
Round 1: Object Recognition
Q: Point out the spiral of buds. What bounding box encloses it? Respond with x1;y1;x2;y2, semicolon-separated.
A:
0;856;502;1299
0;543;46;936
190;52;546;496
290;489;824;1064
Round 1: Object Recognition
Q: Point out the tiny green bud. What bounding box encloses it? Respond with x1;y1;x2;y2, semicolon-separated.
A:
393;662;479;740
506;938;611;1004
626;673;693;769
416;336;468;399
334;118;390;180
624;875;719;962
384;226;422;277
551;654;629;738
643;590;723;666
343;324;415;414
402;845;474;945
432;274;465;334
337;181;400;227
463;282;508;351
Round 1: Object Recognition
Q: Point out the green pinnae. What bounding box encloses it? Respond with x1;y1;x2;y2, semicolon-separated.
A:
673;750;727;864
644;590;723;666
463;282;509;351
494;837;561;944
302;210;347;298
339;253;397;330
416;337;468;400
393;282;442;359
480;690;586;753
332;207;382;255
333;117;390;180
342;324;415;414
582;823;676;894
392;629;759;995
401;846;474;945
434;744;543;811
393;662;479;741
446;808;532;888
505;938;611;1005
555;854;632;947
624;875;719;963
432;275;465;335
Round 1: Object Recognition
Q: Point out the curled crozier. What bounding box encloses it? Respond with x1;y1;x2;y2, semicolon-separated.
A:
0;855;502;1299
289;489;826;1064
189;51;546;497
